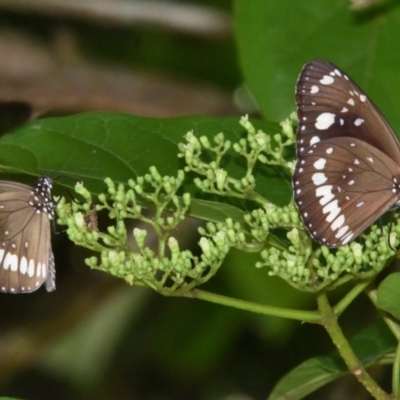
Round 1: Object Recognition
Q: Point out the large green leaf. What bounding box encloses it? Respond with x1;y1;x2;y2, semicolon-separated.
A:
268;319;396;399
234;0;400;133
0;113;291;223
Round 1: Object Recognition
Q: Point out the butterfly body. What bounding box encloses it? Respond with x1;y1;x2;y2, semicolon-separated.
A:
0;175;55;293
293;60;400;247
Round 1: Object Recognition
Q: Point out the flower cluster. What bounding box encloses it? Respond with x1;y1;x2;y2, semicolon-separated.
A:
56;115;398;294
57;168;232;296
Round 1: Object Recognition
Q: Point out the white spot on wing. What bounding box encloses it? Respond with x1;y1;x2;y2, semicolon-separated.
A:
322;200;341;223
28;259;35;277
331;215;345;231
312;172;328;186
311;85;319;94
347;98;355;106
310;136;320;145
316;185;334;206
326;148;333;154
36;263;42;277
20;257;28;275
313;158;326;170
342;232;354;245
315;113;335;130
320;75;334;85
335;225;349;239
4;253;18;271
354;118;364;126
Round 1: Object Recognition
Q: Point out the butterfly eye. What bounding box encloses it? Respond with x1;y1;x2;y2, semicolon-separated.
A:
0;175;56;293
292;60;400;247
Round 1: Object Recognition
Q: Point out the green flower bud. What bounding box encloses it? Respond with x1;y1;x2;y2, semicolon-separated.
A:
215;169;228;191
199;237;212;258
182;193;191;206
199;136;211;148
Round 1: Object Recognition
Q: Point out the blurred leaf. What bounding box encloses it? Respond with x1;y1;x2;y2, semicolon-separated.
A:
0;112;291;208
140;299;240;378
223;249;315;344
234;0;400;133
268;319;396;399
377;272;400;320
40;287;148;391
0;398;23;400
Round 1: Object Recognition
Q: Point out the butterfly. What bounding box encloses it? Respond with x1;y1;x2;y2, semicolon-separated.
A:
292;60;400;248
0;175;56;293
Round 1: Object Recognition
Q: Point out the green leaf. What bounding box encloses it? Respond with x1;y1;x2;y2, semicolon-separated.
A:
268;356;346;400
234;0;400;132
377;272;400;320
189;198;246;225
268;319;396;399
0;112;291;209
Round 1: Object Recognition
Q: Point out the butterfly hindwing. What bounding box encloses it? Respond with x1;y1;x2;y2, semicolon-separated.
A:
0;176;55;293
293;137;400;247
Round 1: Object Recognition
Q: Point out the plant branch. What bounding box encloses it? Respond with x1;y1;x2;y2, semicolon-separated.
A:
333;279;373;317
188;289;321;322
317;292;392;400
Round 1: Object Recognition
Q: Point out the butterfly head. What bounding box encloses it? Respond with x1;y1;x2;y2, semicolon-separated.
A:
32;175;55;220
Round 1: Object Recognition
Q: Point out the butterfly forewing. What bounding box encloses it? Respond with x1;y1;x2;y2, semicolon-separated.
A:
0;176;55;293
293;60;400;247
296;60;400;162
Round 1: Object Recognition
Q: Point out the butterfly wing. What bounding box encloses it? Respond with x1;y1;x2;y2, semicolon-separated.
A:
0;181;55;293
296;60;400;162
294;60;400;247
293;137;400;247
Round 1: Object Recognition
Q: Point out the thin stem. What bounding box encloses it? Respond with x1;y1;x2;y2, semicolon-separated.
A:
317;292;392;400
333;279;373;317
188;289;321;322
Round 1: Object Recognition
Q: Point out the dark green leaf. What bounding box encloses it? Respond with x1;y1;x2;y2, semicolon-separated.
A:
234;0;400;133
0;113;291;210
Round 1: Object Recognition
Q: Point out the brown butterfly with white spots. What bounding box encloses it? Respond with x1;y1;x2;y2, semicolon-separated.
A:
0;175;56;293
292;60;400;247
